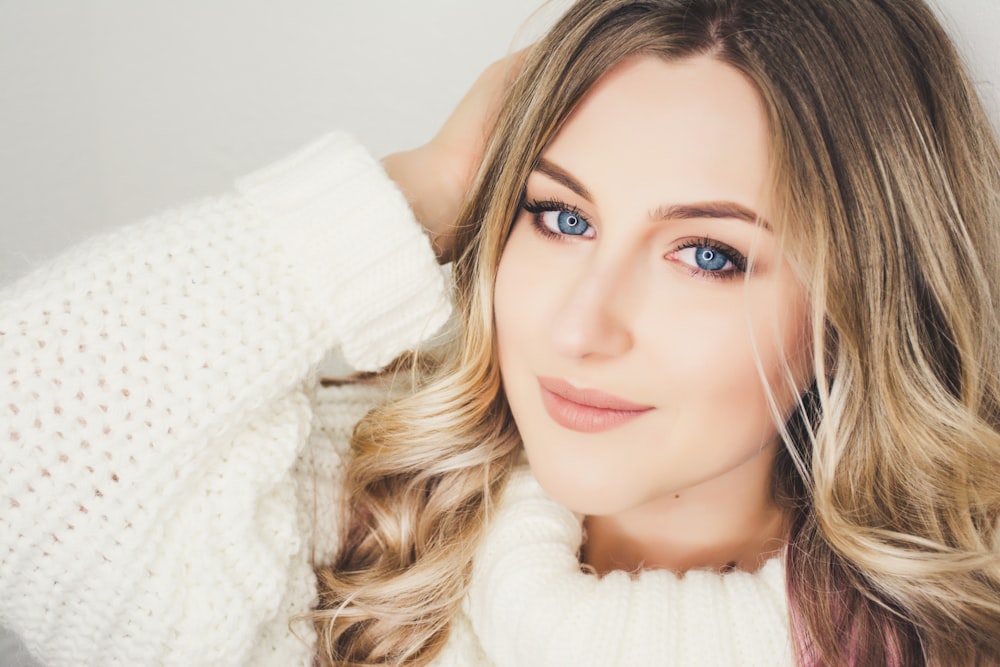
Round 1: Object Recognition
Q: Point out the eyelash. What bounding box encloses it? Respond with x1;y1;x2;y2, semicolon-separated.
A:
520;197;749;281
672;238;748;281
522;198;591;241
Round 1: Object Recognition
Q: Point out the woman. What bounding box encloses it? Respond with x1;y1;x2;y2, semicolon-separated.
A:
322;0;1000;664
2;1;998;666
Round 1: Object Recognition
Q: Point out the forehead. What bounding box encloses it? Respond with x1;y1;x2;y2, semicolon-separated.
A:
541;54;771;214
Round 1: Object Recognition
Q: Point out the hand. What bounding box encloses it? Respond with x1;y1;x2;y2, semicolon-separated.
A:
382;50;528;262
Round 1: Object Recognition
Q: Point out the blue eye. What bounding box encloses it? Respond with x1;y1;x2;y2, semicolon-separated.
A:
552;210;589;236
523;199;596;239
672;240;746;279
694;247;729;271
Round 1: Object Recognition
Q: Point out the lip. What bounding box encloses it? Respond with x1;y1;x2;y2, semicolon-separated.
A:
538;376;653;433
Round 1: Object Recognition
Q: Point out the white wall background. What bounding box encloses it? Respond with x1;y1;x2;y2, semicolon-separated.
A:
0;0;998;664
0;0;566;285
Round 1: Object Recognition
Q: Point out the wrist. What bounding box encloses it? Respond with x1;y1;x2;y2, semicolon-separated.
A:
381;147;459;262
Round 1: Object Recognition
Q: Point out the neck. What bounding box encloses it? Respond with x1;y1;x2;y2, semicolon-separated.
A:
582;442;787;575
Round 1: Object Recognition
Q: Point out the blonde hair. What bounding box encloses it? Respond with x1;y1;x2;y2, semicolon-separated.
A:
312;1;1000;665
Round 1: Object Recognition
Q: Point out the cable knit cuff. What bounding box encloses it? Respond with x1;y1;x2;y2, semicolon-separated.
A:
235;132;452;371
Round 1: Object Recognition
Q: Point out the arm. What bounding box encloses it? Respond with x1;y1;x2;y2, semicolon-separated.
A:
0;132;450;666
382;50;527;262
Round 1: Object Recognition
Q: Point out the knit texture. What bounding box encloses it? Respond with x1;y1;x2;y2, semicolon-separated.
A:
2;133;792;667
1;133;451;666
464;470;792;666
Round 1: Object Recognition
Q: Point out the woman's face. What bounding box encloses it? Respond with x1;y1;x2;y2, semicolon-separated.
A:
493;55;811;517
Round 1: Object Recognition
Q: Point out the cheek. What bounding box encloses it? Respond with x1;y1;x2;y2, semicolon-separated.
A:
638;282;811;435
642;305;773;425
736;287;814;421
493;236;526;351
493;223;553;357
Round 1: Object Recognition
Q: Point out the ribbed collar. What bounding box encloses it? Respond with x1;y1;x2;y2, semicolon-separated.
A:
463;469;792;667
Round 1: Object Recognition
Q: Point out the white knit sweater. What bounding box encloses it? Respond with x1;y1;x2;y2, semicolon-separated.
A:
0;133;792;666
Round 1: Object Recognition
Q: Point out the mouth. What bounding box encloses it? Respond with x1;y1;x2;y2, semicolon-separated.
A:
538;376;654;434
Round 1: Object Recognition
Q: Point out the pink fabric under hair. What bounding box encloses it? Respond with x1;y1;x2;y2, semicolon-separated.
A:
785;527;908;666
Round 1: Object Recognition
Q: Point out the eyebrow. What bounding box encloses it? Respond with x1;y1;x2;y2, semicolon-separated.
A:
533;157;771;230
535;158;594;201
653;202;772;230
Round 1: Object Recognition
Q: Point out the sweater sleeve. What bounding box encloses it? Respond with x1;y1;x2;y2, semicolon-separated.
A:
0;132;452;666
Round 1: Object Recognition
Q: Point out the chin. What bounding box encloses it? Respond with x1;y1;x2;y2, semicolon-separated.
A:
524;451;647;516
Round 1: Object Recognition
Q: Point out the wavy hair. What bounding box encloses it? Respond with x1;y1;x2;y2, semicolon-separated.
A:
312;1;1000;664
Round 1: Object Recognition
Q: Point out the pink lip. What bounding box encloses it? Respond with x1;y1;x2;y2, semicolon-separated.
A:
538;377;653;433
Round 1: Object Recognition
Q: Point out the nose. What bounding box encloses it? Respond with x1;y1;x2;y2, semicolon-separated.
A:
548;257;636;360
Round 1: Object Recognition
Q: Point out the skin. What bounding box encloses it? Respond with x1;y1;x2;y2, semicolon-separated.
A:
382;52;528;262
493;55;812;574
